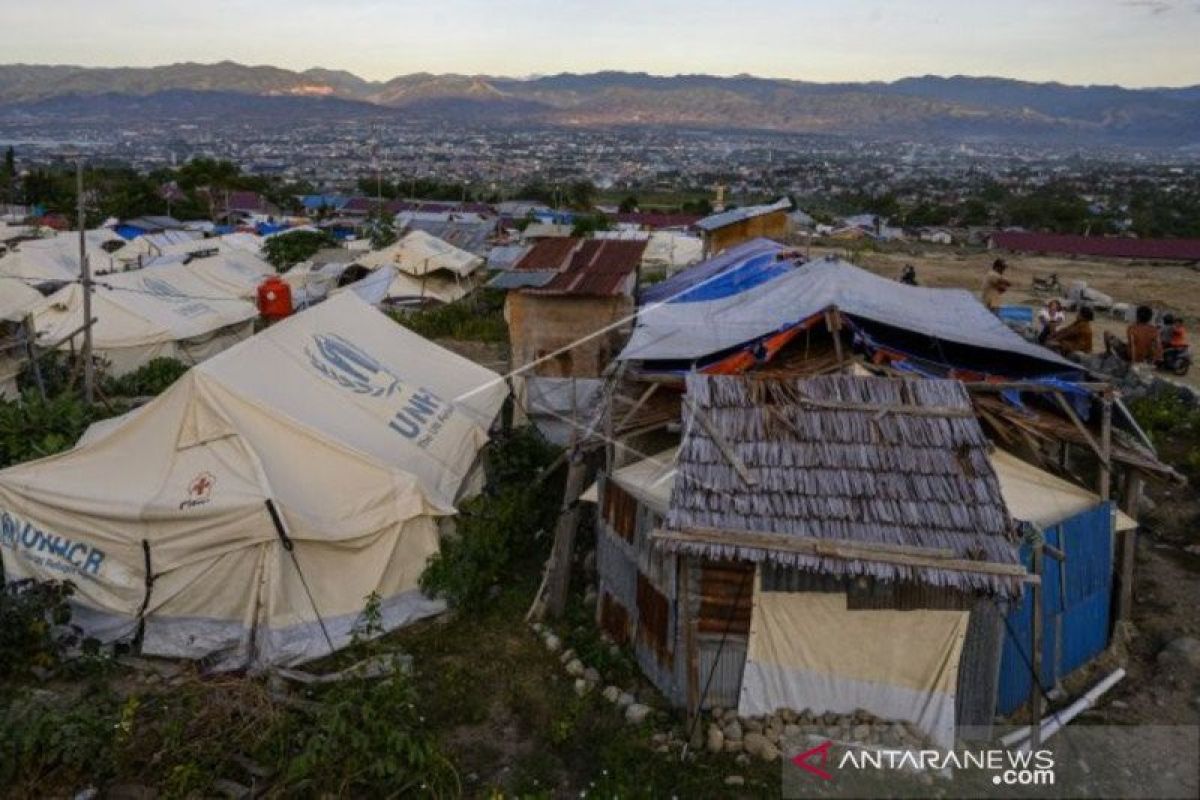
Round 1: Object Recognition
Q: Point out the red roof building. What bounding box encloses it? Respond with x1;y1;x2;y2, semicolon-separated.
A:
991;231;1200;263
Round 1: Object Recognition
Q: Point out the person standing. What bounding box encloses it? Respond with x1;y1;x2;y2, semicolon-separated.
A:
981;258;1011;312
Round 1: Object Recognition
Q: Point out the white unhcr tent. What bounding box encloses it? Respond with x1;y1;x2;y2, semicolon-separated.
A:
0;293;507;668
358;230;484;304
1;280;45;398
31;263;258;376
0;230;126;284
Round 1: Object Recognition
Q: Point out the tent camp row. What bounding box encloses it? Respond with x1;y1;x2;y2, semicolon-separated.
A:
0;293;507;668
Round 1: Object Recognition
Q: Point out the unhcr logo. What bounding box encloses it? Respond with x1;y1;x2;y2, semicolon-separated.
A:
0;510;106;578
141;275;189;303
306;333;401;398
305;332;454;447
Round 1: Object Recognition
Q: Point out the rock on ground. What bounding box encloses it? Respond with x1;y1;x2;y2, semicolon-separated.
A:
625;703;651;724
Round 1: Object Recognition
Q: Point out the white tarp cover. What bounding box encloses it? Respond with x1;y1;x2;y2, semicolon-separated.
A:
739;578;969;749
380;269;477;305
31;264;258;376
621;256;1074;370
992;449;1136;532
359;230;483;278
0;279;43;322
173;250;274;300
0;230;125;282
644;232;703;271
0;293;506;668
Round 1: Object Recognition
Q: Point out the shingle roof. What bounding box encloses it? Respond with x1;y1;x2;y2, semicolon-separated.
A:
661;374;1022;597
991;231;1200;262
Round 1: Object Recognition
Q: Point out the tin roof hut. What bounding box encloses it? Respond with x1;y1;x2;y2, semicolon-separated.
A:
594;373;1027;748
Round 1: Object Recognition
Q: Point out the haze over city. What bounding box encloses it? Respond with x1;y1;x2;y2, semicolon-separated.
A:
3;0;1200;87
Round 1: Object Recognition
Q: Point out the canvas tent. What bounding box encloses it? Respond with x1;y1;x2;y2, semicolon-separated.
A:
0;280;44;398
31;263;258;376
0;230;126;284
356;230;484;305
0;293;507;668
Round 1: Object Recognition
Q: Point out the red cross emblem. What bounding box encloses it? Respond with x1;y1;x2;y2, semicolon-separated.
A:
189;472;215;499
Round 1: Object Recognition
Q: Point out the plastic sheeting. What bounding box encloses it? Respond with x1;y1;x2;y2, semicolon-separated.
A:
740;579;969;748
622;255;1075;372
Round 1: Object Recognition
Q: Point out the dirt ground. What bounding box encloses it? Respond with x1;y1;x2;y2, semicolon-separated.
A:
815;244;1200;387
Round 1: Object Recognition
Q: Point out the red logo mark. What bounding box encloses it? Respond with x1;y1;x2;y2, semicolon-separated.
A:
792;740;834;781
189;473;215;499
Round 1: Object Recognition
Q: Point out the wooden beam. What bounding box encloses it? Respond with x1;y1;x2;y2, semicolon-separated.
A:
1116;471;1143;623
1030;539;1045;748
1099;395;1112;501
651;528;1032;580
685;398;758;487
963;381;1111;393
1052;392;1111;470
615;383;660;432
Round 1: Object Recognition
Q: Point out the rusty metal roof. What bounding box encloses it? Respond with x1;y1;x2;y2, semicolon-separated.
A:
525;239;647;297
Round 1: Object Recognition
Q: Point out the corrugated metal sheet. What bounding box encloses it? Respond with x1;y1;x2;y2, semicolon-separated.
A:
525;240;646;297
698;635;748;710
996;503;1115;715
956;602;1004;738
514;238;579;271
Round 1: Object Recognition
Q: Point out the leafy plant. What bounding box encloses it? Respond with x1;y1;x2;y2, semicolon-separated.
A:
262;229;336;271
391;289;509;343
0;580;78;678
0;391;99;468
420;430;561;609
102;357;189;397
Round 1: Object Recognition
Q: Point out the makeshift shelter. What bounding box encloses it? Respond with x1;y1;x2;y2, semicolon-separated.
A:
174;248;274;300
592;374;1027;748
505;238;646;379
623;253;1076;378
31;263;257;376
695;198;791;255
0;293;507;669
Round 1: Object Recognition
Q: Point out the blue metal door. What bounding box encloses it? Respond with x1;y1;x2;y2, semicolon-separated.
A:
996;503;1115;716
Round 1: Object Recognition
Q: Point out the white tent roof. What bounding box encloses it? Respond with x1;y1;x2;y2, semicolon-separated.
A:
583;446;1132;531
358;230;483;278
0;230;125;283
0;293;506;668
173;249;274;300
0;279;44;322
32;264;256;360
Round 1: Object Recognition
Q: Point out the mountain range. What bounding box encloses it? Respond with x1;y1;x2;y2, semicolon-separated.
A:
1;61;1198;146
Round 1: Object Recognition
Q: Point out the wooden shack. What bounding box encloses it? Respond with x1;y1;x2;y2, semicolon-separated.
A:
593;374;1028;747
695;199;792;256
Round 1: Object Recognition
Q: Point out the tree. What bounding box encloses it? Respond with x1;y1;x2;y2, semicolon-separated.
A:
367;208;398;250
262;230;335;271
566;180;597;211
571;213;611;237
618;195;639;214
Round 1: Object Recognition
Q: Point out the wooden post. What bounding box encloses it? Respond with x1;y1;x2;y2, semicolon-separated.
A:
826;307;845;371
1116;471;1143;624
543;445;589;619
22;313;46;401
1030;538;1044;748
1099;394;1112;501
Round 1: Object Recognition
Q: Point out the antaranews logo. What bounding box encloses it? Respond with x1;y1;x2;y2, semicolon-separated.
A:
786;738;1056;793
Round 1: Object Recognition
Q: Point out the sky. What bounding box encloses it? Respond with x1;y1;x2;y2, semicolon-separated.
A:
2;0;1199;88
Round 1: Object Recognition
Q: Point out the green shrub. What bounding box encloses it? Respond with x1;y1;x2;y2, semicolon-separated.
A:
391;289;508;343
1128;389;1200;482
0;391;100;468
103;357;189;397
267;676;459;796
262;229;336;271
421;430;561;609
0;580;78;678
1;690;121;788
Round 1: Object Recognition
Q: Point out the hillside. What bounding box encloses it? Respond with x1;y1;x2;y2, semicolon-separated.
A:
1;62;1198;145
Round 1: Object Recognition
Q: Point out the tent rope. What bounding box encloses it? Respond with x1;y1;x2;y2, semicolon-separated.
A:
265;499;336;656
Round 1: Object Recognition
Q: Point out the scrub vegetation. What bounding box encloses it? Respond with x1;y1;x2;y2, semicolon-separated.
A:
391;289;509;343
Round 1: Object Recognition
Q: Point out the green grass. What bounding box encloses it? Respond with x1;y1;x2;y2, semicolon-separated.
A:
391;289;509;343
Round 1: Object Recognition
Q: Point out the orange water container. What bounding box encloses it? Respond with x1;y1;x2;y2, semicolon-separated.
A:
256;275;293;320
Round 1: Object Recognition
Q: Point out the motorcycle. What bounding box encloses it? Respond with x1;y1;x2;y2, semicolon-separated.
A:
1031;273;1061;294
1158;346;1192;377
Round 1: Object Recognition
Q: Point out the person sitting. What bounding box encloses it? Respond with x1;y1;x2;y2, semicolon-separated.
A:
1048;306;1094;356
1036;299;1065;343
1127;305;1163;365
899;265;918;286
980;258;1011;312
1164;315;1188;353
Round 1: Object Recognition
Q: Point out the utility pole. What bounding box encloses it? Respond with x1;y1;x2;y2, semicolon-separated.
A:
77;160;94;405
